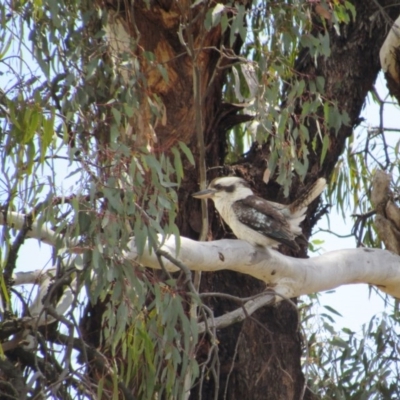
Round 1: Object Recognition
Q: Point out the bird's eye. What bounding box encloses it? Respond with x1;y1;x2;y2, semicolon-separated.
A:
214;184;222;190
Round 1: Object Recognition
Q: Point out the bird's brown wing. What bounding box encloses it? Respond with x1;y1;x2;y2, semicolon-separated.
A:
232;196;299;250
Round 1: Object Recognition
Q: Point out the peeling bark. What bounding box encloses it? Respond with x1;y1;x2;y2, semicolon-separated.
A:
380;15;400;102
372;170;400;254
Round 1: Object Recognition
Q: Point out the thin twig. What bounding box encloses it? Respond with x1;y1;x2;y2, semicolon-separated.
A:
223;329;244;400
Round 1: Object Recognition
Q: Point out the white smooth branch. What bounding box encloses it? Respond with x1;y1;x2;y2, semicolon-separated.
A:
127;236;400;299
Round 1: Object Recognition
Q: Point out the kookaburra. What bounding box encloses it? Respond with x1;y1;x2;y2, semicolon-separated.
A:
193;176;326;251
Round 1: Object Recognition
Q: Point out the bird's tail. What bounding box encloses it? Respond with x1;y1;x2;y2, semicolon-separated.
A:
288;177;327;214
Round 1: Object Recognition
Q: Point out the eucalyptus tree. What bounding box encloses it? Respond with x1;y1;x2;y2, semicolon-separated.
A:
1;1;400;399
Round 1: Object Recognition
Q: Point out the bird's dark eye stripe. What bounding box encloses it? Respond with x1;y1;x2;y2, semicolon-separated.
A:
212;183;235;192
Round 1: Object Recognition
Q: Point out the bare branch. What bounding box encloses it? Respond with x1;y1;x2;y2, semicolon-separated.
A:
8;208;400;334
198;293;275;333
0;211;62;248
127;236;400;299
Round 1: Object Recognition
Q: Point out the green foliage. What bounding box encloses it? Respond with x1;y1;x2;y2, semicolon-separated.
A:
0;0;197;398
301;295;400;399
325;102;400;249
222;1;350;194
111;280;199;399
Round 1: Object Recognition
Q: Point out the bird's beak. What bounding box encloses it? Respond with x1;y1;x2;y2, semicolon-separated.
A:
192;188;216;199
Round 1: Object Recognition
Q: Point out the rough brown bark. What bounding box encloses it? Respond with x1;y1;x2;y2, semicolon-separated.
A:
372;170;400;254
88;1;400;399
